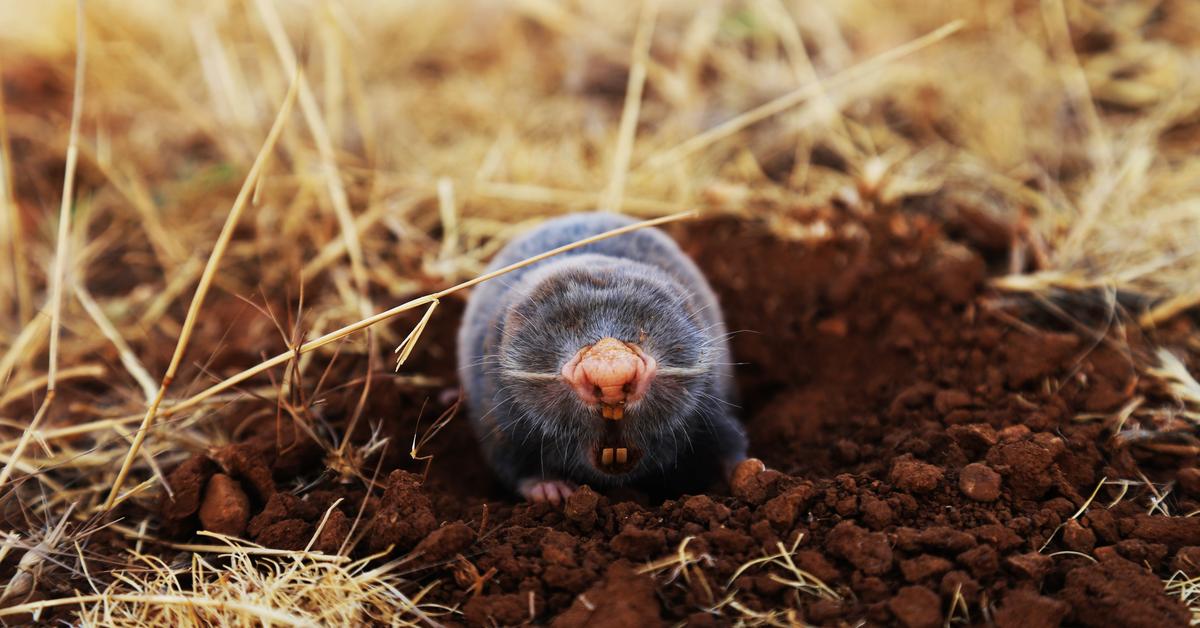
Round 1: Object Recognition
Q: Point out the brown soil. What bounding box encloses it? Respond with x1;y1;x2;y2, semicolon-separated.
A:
150;205;1199;626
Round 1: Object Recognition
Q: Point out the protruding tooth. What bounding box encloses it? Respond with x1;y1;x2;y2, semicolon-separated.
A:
615;448;628;464
600;405;612;419
601;448;614;465
611;406;624;420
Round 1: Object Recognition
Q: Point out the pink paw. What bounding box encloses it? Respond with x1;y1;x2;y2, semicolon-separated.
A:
518;479;576;505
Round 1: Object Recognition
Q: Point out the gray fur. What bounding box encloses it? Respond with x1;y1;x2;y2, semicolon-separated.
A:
457;212;747;494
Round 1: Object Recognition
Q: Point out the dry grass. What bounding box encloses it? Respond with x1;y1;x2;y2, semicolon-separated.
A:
638;534;838;625
1165;570;1200;626
2;540;452;626
0;0;1198;623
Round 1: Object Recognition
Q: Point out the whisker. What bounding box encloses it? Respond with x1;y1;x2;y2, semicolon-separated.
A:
499;370;560;382
655;366;710;378
696;390;740;410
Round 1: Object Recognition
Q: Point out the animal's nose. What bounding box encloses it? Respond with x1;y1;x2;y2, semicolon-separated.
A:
579;338;641;403
561;337;657;418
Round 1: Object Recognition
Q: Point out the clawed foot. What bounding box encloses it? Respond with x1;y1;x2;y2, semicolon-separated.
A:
518;479;576;505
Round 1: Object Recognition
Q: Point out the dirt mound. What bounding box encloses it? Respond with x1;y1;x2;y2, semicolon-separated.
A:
154;207;1199;625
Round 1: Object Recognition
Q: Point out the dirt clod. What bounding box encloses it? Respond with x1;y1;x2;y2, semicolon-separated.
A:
212;442;275;501
564;485;601;528
1005;552;1053;582
958;462;1002;502
247;493;317;539
994;589;1069;628
159;455;216;525
888;585;942;628
986;438;1058;500
254;519;313;551
900;555;953;583
464;593;533;626
1062;519;1096;553
1177;468;1200;496
367;470;437;553
313;509;351;554
413;522;475;563
552;563;664;628
198;473;250;537
611;525;666;560
827;521;894;575
1062;557;1190;626
1129;514;1200;551
1004;332;1080;387
889;455;944;494
730;458;774;503
682;494;730;524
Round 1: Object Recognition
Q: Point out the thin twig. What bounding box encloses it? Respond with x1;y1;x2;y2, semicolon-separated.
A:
0;593;310;624
0;365;105;409
599;0;659;213
73;280;157;402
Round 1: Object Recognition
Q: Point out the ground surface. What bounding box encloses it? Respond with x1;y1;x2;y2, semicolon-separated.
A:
153;206;1200;626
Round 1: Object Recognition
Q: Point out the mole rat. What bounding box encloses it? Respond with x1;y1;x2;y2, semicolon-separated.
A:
457;212;748;503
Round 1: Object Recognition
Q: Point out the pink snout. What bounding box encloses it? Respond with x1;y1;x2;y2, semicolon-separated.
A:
561;337;657;416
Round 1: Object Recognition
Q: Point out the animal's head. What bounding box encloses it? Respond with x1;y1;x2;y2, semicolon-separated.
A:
491;255;724;484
